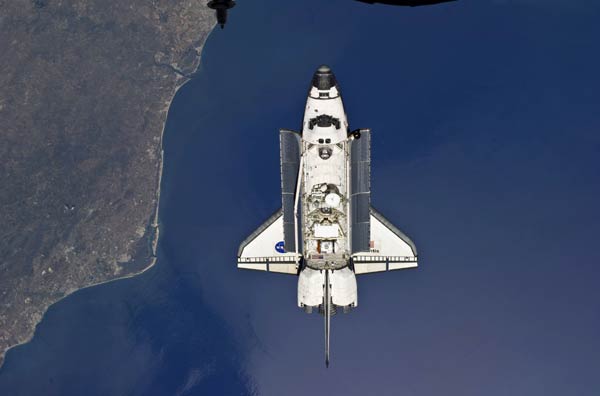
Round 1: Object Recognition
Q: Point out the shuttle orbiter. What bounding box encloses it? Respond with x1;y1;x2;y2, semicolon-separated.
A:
237;65;418;367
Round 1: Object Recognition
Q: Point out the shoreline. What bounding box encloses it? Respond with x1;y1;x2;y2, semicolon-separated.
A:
0;25;215;369
0;252;158;369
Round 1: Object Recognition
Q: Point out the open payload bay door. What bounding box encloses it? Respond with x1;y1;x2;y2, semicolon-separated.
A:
237;209;299;274
237;129;301;275
352;207;418;275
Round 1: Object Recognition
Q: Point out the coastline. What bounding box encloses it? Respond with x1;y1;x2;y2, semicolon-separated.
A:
0;23;216;369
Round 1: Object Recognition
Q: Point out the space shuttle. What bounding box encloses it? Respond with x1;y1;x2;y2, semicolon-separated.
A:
237;65;418;367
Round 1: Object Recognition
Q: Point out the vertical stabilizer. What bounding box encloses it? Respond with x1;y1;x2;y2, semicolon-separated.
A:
324;270;331;368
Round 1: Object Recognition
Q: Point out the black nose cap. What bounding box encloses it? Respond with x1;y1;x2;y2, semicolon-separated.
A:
312;65;337;90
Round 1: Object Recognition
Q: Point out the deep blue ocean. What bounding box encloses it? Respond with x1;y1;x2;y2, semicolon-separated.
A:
1;1;600;395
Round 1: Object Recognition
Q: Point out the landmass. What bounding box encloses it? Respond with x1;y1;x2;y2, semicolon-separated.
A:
0;0;214;367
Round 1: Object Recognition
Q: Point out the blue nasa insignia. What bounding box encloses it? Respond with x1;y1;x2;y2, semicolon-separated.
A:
275;241;285;254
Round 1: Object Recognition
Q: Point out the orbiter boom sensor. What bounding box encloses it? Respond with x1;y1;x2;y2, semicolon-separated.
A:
237;65;418;367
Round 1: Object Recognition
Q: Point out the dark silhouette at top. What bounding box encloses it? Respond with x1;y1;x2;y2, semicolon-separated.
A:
207;1;454;30
207;0;236;29
355;0;456;6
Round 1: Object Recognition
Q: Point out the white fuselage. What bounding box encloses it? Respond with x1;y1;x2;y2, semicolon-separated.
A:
237;65;419;366
297;83;358;312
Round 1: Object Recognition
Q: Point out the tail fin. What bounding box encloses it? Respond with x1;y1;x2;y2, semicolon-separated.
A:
324;270;331;368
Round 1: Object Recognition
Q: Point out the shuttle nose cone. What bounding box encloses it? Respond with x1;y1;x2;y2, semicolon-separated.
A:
312;64;337;90
317;65;331;73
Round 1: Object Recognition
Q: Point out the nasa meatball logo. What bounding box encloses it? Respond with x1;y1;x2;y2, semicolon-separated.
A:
275;241;285;254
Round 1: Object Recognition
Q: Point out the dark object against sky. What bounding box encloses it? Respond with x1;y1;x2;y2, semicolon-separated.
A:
355;0;456;5
208;0;236;29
